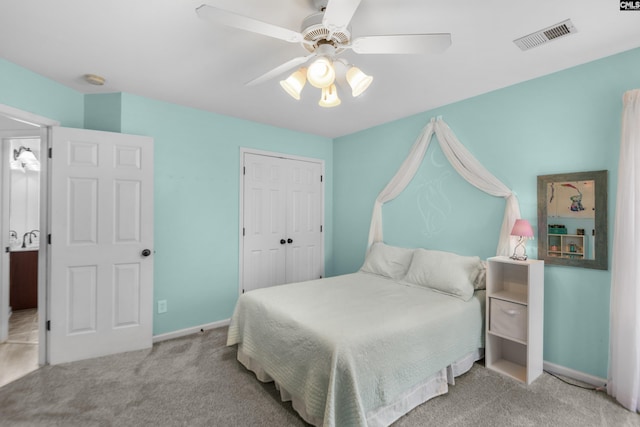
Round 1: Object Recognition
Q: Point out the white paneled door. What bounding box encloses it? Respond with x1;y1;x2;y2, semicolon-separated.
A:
242;152;323;293
48;127;153;365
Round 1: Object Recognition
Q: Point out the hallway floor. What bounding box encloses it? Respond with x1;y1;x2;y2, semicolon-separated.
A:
0;309;39;388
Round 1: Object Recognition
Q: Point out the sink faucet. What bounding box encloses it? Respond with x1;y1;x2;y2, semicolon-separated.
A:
21;230;39;248
21;232;30;248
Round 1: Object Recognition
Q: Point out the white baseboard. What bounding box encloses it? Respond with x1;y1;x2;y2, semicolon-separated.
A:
152;318;230;343
543;360;607;388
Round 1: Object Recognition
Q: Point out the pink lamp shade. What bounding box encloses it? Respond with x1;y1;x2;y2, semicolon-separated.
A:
511;219;534;238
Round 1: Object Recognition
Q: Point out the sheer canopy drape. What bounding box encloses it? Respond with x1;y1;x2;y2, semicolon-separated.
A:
367;117;521;256
608;89;640;412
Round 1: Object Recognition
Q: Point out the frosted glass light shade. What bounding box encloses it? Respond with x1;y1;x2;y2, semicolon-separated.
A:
279;67;307;100
318;84;341;108
10;159;24;172
307;57;335;89
346;66;373;97
17;150;40;172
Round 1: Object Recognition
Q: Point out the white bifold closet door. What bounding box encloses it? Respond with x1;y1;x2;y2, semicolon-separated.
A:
242;152;323;293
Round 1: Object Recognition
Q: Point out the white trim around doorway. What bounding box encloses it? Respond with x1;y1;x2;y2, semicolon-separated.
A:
0;103;59;366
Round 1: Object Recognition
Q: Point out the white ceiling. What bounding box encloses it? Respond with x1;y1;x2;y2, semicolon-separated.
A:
1;1;639;138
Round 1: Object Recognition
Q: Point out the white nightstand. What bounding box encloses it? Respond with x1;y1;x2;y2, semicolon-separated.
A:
485;256;544;384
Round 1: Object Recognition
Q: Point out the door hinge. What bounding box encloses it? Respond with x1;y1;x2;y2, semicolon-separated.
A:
48;147;52;158
242;289;245;294
320;175;323;182
320;225;323;232
4;247;9;253
242;227;245;236
47;234;51;244
243;166;245;175
320;275;323;279
46;320;51;331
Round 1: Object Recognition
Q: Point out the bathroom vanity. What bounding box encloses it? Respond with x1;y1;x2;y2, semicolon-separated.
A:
9;249;38;310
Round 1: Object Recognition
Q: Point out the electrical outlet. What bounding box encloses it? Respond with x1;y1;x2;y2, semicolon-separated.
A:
157;299;167;314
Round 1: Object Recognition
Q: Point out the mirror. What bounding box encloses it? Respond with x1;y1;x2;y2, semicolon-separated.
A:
537;170;608;270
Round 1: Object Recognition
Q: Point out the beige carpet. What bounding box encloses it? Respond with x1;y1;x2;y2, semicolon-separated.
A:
0;326;637;426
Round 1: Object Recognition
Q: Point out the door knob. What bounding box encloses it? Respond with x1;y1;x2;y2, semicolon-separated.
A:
287;238;293;244
280;239;286;245
141;249;152;257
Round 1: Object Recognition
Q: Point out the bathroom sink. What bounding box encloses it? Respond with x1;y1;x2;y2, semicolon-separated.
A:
10;244;39;252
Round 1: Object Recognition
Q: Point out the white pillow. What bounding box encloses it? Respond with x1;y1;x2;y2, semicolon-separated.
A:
472;260;487;290
403;249;481;301
360;242;414;280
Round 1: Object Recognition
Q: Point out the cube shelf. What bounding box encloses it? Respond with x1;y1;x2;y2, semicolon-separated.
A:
486;256;544;384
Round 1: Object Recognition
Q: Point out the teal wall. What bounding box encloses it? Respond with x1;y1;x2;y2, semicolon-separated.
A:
96;93;333;335
84;93;122;132
3;47;640;378
0;58;84;127
333;47;640;378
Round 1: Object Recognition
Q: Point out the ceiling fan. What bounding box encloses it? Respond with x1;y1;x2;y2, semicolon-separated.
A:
196;0;451;107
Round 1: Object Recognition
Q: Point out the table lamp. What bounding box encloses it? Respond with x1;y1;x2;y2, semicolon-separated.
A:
511;219;534;260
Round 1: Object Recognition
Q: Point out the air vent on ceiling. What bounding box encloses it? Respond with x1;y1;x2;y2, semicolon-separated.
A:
514;19;577;51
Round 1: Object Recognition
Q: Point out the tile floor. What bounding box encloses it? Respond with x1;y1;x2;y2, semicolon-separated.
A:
0;309;39;388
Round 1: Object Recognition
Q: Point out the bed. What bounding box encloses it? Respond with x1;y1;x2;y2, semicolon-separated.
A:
227;243;486;426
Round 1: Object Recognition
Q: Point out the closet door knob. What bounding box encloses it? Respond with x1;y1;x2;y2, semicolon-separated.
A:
280;239;286;245
287;238;293;244
141;249;151;257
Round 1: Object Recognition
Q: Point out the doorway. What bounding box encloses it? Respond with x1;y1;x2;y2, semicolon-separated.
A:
0;106;57;387
0;135;40;387
0;104;155;374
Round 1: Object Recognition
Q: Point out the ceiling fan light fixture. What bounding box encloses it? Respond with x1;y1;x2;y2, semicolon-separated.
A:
318;84;341;108
346;66;373;97
197;3;454;110
280;67;307;100
307;57;335;88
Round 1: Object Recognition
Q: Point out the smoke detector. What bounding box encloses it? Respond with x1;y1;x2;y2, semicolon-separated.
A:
84;74;106;86
514;19;577;51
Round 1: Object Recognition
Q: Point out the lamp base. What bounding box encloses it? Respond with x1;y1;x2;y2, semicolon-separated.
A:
511;238;528;261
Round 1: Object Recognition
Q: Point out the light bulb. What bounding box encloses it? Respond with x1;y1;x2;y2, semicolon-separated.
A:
346;66;373;97
318;84;341;108
279;67;307;100
307;57;335;89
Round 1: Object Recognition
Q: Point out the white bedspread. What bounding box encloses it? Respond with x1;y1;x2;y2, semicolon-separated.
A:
227;272;484;427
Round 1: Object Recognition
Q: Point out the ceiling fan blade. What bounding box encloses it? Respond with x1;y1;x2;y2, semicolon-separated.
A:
246;53;317;86
196;4;303;44
351;34;452;54
322;0;362;33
